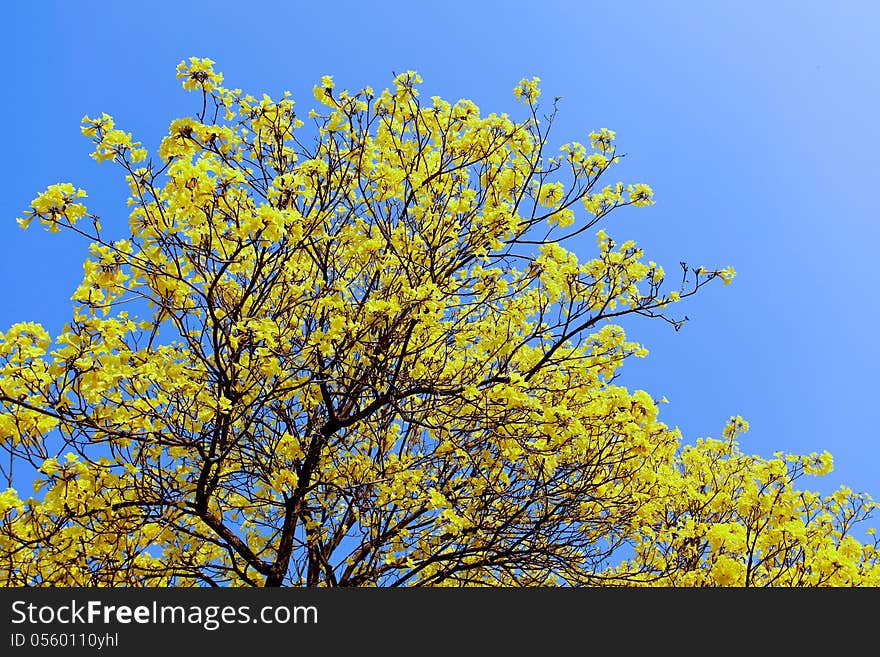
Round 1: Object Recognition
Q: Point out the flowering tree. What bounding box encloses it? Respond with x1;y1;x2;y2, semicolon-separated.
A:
1;59;876;586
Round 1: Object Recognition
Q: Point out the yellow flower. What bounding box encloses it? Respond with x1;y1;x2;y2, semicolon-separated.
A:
0;488;24;514
589;128;616;152
513;76;541;103
176;56;223;92
628;183;654;207
711;555;745;586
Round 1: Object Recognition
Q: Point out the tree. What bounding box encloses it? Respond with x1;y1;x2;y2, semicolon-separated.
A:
1;58;877;586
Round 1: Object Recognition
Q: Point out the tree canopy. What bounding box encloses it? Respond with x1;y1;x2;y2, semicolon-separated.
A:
1;59;877;586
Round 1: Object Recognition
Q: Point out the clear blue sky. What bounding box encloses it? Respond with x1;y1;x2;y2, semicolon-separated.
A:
3;1;878;502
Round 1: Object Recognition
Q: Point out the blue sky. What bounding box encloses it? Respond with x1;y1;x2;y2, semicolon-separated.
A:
2;1;878;503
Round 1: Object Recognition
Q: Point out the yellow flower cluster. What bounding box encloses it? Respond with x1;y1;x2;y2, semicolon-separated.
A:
513;76;541;104
176;56;224;92
81;114;147;164
17;183;88;233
